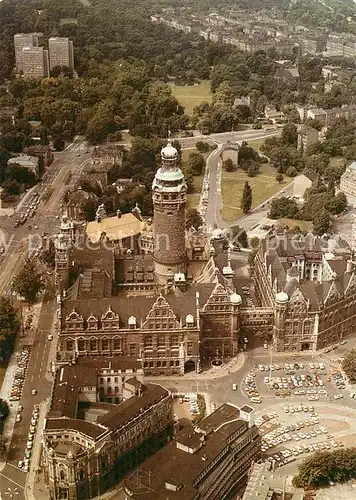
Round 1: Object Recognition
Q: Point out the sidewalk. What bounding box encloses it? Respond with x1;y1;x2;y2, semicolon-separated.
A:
25;400;49;500
0;301;44;473
147;351;245;382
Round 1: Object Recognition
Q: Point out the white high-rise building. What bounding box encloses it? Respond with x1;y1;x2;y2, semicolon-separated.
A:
14;33;38;72
48;37;74;72
22;46;49;79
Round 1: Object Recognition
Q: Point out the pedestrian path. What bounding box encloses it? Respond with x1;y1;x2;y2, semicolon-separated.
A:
147;352;245;382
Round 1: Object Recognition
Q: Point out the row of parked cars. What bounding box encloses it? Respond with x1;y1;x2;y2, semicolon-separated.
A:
14;194;40;227
10;348;31;402
265;372;326;392
267;439;343;468
18;404;39;472
243;372;262;403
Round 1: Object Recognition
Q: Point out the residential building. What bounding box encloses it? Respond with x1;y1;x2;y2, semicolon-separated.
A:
340;161;356;204
23;145;53;170
297;125;319;151
48;37;74;72
65;187;98;221
7;155;39;176
91;145;123;169
42;359;173;499
273;66;299;84
22;46;49;79
14;33;38;72
124;403;261;500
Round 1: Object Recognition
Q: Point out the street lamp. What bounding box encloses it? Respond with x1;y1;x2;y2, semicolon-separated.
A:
4;487;19;499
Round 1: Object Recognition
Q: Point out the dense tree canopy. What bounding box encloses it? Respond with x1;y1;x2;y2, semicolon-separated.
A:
342;349;356;384
293;448;356;487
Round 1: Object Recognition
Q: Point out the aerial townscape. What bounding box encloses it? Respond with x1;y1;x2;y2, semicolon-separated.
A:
1;0;356;499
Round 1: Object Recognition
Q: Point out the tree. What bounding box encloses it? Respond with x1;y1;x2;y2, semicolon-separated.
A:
342;349;356;384
186;208;203;230
83;200;98;222
276;172;284;183
5;165;36;187
53;137;65;151
269;197;298;219
281;123;298;147
0;297;19;365
241;181;252;214
293;449;356;488
313;209;331;235
40;239;55;269
223;158;236;172
195;141;210;153
187;152;205;176
12;259;45;304
250;237;260;249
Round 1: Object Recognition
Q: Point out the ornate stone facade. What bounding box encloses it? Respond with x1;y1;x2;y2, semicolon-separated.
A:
42;361;173;500
153;140;187;284
254;233;356;351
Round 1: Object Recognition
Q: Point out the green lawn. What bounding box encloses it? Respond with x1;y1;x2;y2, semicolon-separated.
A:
246;138;267;151
187;175;204;209
170;80;212;115
278;218;313;232
221;164;292;222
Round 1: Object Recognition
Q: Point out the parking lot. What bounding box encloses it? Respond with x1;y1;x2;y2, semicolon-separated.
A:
9;347;31;402
255;401;356;471
242;356;352;405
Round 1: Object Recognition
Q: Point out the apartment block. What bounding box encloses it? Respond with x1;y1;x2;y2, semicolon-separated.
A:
14;33;38;72
22;46;49;79
48;37;74;71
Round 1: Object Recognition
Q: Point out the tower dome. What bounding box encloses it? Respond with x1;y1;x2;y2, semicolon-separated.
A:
161;140;178;160
230;292;242;305
276;291;289;303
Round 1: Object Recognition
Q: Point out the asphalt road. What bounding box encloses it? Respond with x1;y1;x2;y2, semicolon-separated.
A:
0;137;90;297
200;130;281;229
0;137;89;500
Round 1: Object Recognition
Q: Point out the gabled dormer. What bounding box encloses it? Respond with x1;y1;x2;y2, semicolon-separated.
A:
65;309;84;331
202;283;230;312
101;306;120;330
289;288;308;312
87;313;99;331
345;271;356;297
324;279;340;306
142;295;180;330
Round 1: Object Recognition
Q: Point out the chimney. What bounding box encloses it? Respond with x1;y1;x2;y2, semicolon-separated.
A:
346;259;354;273
196;291;200;329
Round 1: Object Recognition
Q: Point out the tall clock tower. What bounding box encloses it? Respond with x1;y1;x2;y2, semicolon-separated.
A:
153;140;187;284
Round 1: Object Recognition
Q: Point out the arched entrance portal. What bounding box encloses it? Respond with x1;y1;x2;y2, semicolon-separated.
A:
184;360;196;373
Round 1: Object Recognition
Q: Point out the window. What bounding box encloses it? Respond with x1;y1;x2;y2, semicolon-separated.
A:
129;344;136;356
102;339;110;351
89;339;97;351
113;338;121;351
170;335;179;347
144;336;153;347
77;340;85;351
157;335;165;348
66;340;74;351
